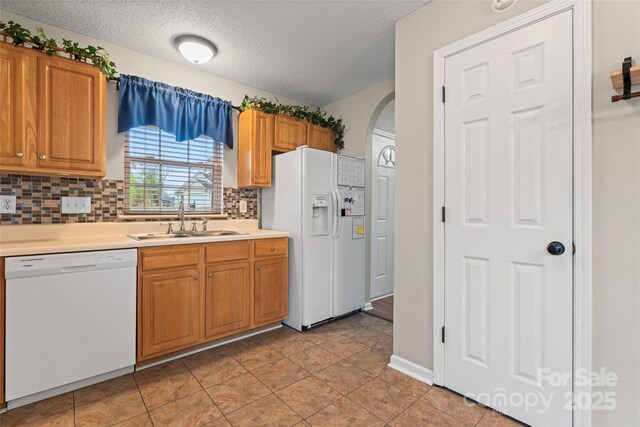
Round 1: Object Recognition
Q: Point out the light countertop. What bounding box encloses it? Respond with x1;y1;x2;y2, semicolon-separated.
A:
0;221;289;257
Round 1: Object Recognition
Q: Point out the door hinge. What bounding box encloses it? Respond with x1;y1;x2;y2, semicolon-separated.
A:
441;326;445;343
442;86;446;103
441;206;446;223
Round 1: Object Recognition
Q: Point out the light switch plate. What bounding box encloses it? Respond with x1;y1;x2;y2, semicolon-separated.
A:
62;196;91;214
239;200;247;213
0;195;16;214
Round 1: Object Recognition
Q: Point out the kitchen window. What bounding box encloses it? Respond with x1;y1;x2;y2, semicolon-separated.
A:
124;126;223;214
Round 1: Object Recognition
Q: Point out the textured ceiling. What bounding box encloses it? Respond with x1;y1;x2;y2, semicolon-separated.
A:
0;0;427;106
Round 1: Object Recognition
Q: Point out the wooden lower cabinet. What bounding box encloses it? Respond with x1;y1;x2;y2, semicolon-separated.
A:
137;239;288;362
138;267;202;360
254;256;289;326
204;261;251;339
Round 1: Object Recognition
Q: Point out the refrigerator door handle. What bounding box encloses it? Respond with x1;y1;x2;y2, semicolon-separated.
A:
329;190;337;238
333;188;342;239
330;189;337;238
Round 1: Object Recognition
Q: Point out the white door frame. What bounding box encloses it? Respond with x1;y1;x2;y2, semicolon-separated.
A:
432;1;592;426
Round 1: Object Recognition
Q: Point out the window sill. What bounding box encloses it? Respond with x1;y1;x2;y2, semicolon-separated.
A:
118;213;229;220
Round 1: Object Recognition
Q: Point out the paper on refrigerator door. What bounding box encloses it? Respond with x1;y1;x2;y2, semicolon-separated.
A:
352;217;365;239
337;156;365;187
339;186;365;216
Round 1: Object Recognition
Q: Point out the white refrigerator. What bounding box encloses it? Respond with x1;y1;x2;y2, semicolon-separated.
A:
262;147;365;331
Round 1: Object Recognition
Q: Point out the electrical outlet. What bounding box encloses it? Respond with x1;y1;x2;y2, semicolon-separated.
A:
239;200;247;213
61;196;91;214
0;195;16;214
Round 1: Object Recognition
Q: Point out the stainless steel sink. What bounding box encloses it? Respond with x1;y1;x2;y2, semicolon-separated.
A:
191;230;248;237
128;230;248;241
127;232;192;241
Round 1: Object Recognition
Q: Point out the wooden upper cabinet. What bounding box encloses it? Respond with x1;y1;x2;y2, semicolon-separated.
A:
37;55;105;175
0;42;106;178
308;124;335;152
0;44;34;168
273;114;307;152
204;261;251;340
238;109;273;188
238;108;338;188
307;124;335;152
138;267;202;360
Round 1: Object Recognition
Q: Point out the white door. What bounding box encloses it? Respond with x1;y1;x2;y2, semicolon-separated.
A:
370;130;395;299
443;11;573;426
301;148;335;327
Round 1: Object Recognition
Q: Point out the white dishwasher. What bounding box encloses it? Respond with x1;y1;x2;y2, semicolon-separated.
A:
5;249;137;403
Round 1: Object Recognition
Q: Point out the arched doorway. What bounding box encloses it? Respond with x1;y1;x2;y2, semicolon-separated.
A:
364;94;395;319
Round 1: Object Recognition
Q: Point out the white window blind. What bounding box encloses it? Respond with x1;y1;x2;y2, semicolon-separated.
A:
124;126;223;214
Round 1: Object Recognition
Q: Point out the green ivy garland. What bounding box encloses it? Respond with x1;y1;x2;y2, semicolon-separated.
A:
240;95;346;152
0;21;117;79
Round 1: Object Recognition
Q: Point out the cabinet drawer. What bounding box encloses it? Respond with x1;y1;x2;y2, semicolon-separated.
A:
205;241;250;264
254;238;288;258
140;245;201;271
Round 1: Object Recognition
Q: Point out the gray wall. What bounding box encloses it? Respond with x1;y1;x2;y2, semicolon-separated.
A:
395;1;640;425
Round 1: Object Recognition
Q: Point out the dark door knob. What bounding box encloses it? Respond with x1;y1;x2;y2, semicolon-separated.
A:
547;241;566;255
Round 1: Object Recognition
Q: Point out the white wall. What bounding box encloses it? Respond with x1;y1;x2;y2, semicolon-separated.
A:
322;80;394;302
395;1;640;425
375;99;395;135
592;2;640;425
322;80;394;158
1;11;306;187
394;0;547;373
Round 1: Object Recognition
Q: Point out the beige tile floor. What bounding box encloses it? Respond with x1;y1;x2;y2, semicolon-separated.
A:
0;312;523;426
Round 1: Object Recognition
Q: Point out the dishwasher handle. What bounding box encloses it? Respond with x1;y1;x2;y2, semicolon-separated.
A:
60;264;98;273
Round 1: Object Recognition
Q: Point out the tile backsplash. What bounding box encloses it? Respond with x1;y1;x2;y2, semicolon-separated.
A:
0;175;258;225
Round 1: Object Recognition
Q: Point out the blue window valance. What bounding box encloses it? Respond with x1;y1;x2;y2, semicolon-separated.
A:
117;75;233;148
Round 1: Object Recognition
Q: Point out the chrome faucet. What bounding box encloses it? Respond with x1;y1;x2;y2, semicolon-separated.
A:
201;217;208;232
178;201;186;232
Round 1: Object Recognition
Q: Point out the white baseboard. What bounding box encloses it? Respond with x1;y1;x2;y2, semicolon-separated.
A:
371;292;393;302
363;302;374;311
388;354;434;385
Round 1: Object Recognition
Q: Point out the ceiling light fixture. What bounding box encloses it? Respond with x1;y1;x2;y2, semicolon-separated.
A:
492;0;518;12
172;34;217;64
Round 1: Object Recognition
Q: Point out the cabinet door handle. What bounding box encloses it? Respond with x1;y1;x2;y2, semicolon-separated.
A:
256;266;261;271
193;275;199;280
39;154;46;160
207;272;213;278
16;152;23;158
270;247;275;251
